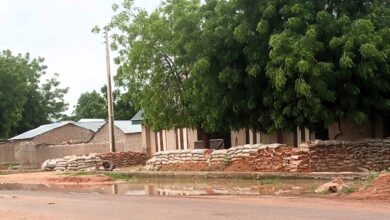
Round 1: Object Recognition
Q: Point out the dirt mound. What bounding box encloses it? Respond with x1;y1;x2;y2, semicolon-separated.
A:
48;175;113;184
350;173;390;201
224;160;255;172
159;162;209;171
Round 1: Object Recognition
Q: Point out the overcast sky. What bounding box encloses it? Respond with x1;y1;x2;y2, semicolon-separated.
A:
0;0;160;115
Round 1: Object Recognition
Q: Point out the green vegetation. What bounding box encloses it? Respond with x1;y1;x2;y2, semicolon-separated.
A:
341;186;356;194
94;0;389;143
3;163;19;170
73;86;137;121
70;171;135;181
260;178;281;186
367;172;380;182
0;50;68;138
74;90;107;120
103;172;134;181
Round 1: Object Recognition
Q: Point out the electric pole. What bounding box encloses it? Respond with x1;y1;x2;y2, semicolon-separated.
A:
104;31;116;152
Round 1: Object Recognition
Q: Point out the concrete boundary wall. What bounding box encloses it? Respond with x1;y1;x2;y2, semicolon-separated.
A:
0;141;133;165
0;142;16;164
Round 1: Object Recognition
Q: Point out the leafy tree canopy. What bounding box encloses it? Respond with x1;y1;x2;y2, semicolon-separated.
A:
74;86;137;121
0;50;69;138
99;0;389;136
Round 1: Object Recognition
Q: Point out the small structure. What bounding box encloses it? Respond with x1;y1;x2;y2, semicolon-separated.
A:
90;120;142;152
0;119;143;166
9;121;105;144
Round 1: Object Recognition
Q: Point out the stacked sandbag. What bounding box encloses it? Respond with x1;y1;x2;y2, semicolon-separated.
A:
145;139;390;172
209;149;227;164
305;139;390;172
98;151;147;167
191;149;209;163
54;158;68;171
41;153;101;172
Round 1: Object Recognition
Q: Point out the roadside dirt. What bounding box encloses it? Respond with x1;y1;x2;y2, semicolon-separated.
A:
159;162;209;171
350;173;390;201
0;172;115;185
224;160;255;172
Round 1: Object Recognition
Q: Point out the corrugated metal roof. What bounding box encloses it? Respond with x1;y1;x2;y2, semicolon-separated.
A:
131;110;144;124
78;119;105;122
10;121;72;140
9;121;107;141
76;121;106;132
114;120;141;134
9;120;139;141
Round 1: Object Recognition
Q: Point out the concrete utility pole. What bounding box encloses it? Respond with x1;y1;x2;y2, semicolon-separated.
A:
104;31;116;152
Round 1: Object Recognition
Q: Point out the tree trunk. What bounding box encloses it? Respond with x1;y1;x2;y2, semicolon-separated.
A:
197;125;210;149
202;131;210;149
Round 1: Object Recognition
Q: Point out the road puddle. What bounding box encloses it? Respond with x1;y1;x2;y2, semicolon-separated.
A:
0;178;344;197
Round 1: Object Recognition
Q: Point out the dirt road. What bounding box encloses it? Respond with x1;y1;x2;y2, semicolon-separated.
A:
0;190;389;220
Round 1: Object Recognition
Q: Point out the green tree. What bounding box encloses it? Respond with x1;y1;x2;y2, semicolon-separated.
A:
100;0;390;145
13;73;69;135
0;50;30;138
263;0;390;131
74;90;107;120
100;85;138;120
0;50;69;138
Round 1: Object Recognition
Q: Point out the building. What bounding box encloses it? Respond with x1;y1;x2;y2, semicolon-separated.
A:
8;119;143;151
131;110;311;157
9;121;104;144
0;119;143;166
132;110;389;157
90;120;142;152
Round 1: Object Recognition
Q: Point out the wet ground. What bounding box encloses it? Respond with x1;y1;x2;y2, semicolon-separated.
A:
0;177;360;197
1;190;389;220
0;173;389;219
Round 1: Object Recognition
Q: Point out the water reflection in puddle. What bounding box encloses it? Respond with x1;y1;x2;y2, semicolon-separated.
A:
0;179;331;197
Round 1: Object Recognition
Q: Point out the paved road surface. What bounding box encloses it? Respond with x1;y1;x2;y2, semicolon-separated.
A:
0;190;389;220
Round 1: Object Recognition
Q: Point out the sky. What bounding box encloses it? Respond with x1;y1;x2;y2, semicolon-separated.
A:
0;0;160;114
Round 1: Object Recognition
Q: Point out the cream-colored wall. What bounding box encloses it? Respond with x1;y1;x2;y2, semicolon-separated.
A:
33;124;94;144
186;129;197;150
90;123;142;152
165;130;177;151
328;117;384;140
123;133;142;152
143;127;198;157
231;130;246;147
0;142;16;163
260;132;278;144
279;131;295;146
141;125;151;157
231;129;298;146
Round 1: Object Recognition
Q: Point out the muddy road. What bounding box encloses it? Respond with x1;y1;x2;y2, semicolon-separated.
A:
0;190;389;220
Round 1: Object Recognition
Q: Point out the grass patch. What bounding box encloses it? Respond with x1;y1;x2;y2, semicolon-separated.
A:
65;171;135;181
259;178;281;185
367;172;380;181
103;173;134;181
341;186;356;194
2;163;19;170
70;171;98;176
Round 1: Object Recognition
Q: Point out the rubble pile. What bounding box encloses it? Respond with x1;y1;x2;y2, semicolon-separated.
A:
145;139;390;172
98;151;147;167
